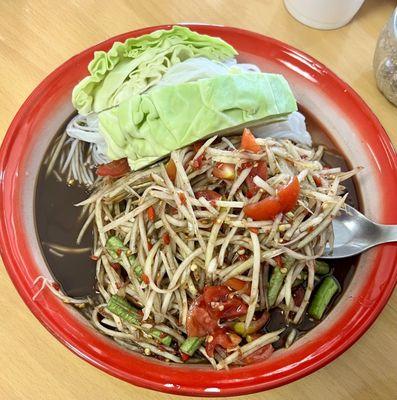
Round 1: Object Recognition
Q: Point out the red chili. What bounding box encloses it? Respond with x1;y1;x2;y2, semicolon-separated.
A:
238;253;250;261
111;263;121;272
180;352;190;362
52;282;60;291
313;175;322;187
141;273;150;285
147;206;155;222
147;242;153;251
163;233;171;245
179;192;187;205
165;159;177;182
249;227;259;234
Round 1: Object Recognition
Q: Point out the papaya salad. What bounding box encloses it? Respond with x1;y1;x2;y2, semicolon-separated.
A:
35;26;360;369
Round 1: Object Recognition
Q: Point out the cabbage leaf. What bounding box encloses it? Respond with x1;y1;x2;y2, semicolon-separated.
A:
72;26;237;115
98;72;297;170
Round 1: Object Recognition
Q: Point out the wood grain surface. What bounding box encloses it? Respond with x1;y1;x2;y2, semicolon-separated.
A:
0;1;396;399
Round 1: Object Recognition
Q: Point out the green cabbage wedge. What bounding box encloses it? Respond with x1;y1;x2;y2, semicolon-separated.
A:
72;26;237;115
98;72;297;170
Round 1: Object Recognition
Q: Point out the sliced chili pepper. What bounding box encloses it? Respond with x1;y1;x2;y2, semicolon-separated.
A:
165;159;177;182
179;192;187;205
162;233;171;245
141;273;150;285
147;206;155;222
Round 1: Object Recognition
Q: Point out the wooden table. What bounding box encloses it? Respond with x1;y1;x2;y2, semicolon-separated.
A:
1;1;396;399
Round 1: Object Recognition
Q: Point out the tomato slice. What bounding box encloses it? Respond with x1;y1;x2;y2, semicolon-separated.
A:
195;190;222;202
243;177;300;221
203;285;229;306
224;278;251;295
165;159;176;182
243;196;283;221
245;161;268;198
213;163;235;180
96;158;130;178
203;286;248;320
192;141;205;170
206;329;242;357
186;296;218;337
277;176;300;211
187;286;248;338
241;128;261;153
243;344;274;364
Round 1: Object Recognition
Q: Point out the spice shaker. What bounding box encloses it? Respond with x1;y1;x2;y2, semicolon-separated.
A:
373;7;397;106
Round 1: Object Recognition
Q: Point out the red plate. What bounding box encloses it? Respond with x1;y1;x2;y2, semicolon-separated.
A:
1;24;397;396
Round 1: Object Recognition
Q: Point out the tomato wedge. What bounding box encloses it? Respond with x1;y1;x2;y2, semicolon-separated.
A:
165;159;176;182
224;278;251;295
96;158;130;178
192;141;205;170
206;329;242;357
243;176;300;220
241;128;261;153
203;285;248;320
277;176;301;211
246;161;268;198
243;344;274;364
213;163;235;180
186;296;218;337
186;286;247;338
195;190;222;202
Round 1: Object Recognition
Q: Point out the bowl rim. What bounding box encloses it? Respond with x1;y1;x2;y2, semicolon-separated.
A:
1;23;397;397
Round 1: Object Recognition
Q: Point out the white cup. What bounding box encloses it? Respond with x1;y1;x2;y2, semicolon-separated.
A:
284;0;366;30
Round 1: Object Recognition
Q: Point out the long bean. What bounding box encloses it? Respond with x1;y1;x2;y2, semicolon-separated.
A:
308;276;341;319
267;257;294;307
180;337;204;356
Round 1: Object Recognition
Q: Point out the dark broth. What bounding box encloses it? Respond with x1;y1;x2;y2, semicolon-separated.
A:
35;117;95;297
34;107;361;340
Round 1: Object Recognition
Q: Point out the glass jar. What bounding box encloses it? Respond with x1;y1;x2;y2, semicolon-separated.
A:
373;7;397;106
